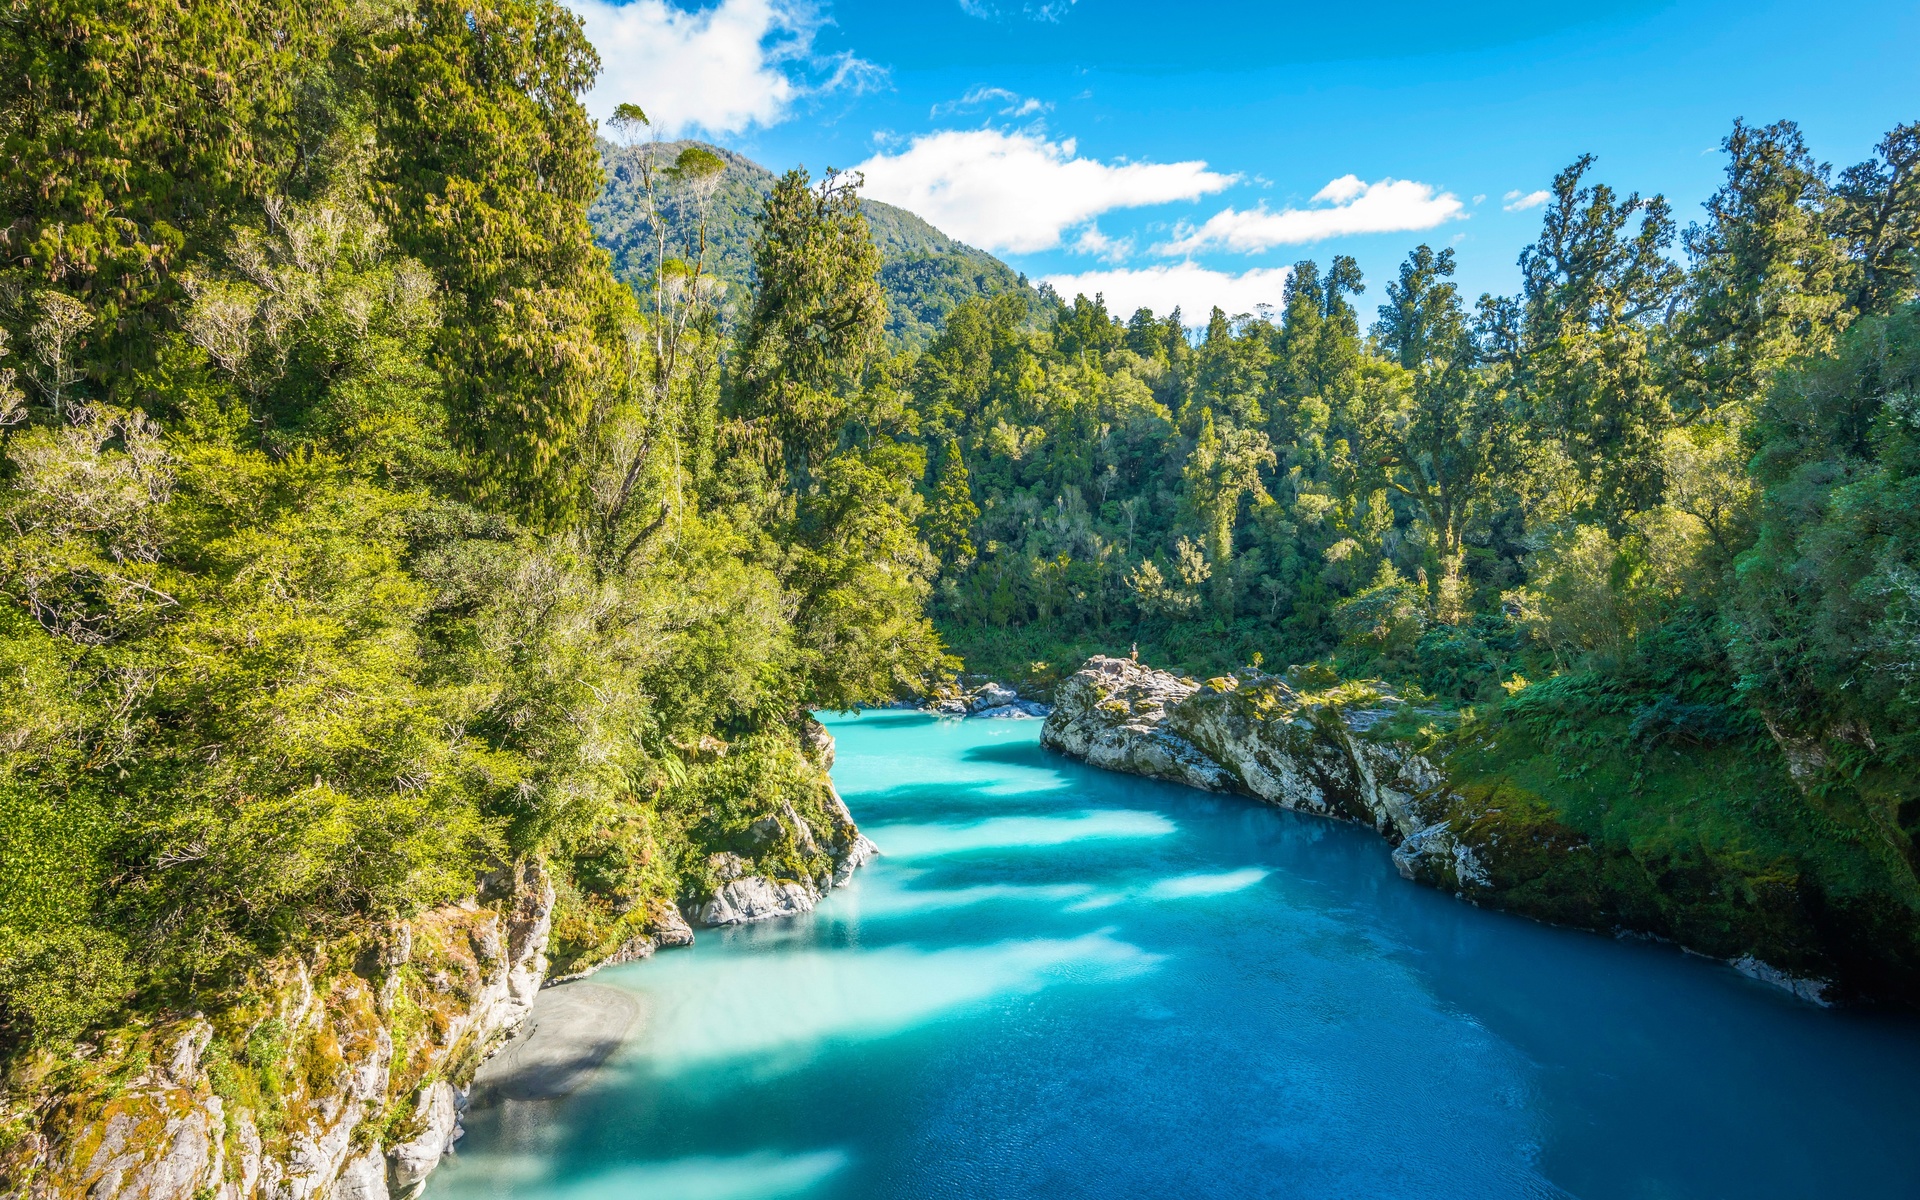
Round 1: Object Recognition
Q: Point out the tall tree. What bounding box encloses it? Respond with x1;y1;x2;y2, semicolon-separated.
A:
360;0;619;520
1674;119;1849;416
1361;247;1496;560
1514;154;1684;523
1183;407;1276;611
731;168;887;476
1832;122;1920;316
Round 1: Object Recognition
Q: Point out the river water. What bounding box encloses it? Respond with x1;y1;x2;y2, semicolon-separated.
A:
434;711;1920;1200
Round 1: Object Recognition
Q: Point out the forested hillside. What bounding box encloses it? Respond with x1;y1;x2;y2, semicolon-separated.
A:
907;121;1920;996
4;0;1920;1123
0;0;939;1078
588;137;1033;348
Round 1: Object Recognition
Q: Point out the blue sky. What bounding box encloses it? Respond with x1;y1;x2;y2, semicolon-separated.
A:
567;0;1920;323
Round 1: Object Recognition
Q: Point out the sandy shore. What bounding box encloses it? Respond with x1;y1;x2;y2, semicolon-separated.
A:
473;981;642;1101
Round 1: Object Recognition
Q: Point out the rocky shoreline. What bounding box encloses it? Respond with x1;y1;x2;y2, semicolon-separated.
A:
1040;655;1834;1004
891;678;1051;719
1;732;882;1200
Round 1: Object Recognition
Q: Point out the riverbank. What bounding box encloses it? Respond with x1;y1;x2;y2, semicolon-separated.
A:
0;730;884;1200
428;708;1920;1200
1040;654;1920;1007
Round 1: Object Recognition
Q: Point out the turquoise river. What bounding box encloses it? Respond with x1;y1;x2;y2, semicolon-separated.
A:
435;711;1920;1199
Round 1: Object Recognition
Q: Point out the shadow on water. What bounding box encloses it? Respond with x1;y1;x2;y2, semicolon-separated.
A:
826;710;930;730
440;711;1920;1200
958;738;1060;770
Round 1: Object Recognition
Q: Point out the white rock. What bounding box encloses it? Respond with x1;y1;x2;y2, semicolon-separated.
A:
328;1148;389;1200
1731;955;1832;1005
833;834;881;885
388;1081;458;1197
969;682;1021;711
696;876;820;926
1042;655;1478;887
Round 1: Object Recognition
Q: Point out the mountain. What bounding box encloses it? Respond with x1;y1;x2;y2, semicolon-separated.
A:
588;140;1035;348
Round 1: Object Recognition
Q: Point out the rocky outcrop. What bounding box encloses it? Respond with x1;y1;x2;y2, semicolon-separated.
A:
386;1082;458;1197
2;861;556;1200
697;872;822;926
1042;656;1490;893
833;833;880;885
901;679;1052;719
1041;655;1843;1004
690;815;881;926
547;902;694;986
2;726;878;1196
684;739;883;928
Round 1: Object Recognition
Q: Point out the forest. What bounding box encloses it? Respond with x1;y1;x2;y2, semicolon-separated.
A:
912;119;1920;990
3;0;1920;1077
0;0;940;1056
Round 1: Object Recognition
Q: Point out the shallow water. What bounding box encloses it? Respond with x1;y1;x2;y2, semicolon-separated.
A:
435;711;1920;1200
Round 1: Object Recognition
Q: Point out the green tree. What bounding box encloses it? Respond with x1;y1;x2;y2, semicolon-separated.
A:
925;440;981;570
1182;408;1276;611
1832;122;1920;316
1513;154;1683;524
1365;246;1497;559
731;168;887;475
0;0;334;385
1674;119;1849;416
360;0;620;518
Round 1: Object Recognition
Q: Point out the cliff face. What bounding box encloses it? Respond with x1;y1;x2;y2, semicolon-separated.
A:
1041;656;1839;1001
3;733;882;1200
1040;657;1489;891
0;860;554;1200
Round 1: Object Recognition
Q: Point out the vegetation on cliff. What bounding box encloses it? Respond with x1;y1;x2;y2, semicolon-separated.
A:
0;0;939;1076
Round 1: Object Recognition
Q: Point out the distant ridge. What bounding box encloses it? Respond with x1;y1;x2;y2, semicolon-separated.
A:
589;140;1037;348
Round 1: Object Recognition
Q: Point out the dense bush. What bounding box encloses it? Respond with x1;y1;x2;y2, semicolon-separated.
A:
0;0;939;1050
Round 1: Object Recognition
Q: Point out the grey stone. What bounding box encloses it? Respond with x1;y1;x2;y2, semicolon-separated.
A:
1041;655;1485;889
328;1148;388;1200
833;833;880;886
969;682;1021;711
696;876;819;926
388;1081;457;1197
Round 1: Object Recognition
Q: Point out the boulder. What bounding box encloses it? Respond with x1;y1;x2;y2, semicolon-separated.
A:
388;1082;457;1197
969;682;1021;711
972;701;1051;719
833;833;881;886
329;1148;388;1200
695;876;820;926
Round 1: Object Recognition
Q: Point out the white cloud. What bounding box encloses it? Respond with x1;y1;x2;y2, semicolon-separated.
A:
1071;225;1133;263
567;0;884;136
853;129;1236;253
1503;189;1551;212
1041;264;1294;323
960;0;1077;20
1155;175;1465;254
930;86;1051;118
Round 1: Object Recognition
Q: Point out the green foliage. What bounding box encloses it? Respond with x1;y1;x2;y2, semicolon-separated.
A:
905;118;1920;995
732;168;888;471
0;0;335;382
1729;303;1920;776
358;0;620;518
0;0;949;1057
